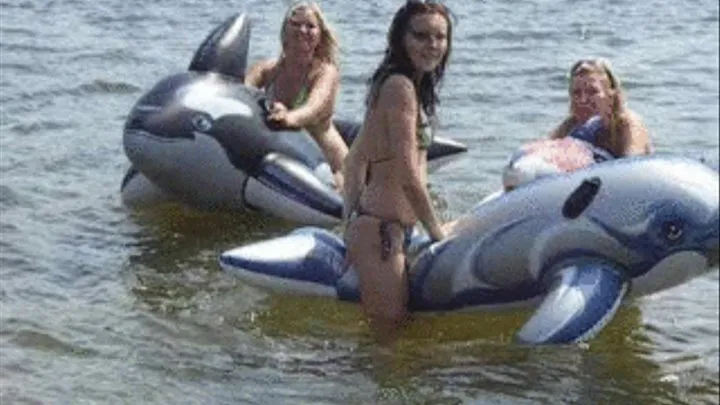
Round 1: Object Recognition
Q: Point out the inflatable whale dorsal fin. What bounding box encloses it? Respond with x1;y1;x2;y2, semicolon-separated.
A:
188;13;251;79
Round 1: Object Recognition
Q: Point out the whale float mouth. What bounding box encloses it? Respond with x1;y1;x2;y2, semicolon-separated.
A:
705;208;719;268
709;243;719;268
708;221;719;269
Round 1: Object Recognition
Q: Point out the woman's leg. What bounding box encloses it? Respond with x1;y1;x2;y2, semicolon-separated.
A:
345;217;409;345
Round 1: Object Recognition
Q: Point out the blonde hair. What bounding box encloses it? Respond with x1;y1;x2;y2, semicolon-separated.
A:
568;58;625;153
280;1;339;66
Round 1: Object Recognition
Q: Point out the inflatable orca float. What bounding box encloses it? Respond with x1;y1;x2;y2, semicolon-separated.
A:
219;155;719;344
121;13;468;226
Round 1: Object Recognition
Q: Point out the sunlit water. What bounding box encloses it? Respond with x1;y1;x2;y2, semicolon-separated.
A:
1;0;718;403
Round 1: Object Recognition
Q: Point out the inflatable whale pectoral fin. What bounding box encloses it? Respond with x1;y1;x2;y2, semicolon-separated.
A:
120;165;175;207
514;260;629;345
188;13;251;79
244;153;343;226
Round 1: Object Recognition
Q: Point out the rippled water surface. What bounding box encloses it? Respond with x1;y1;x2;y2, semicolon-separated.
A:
1;0;718;404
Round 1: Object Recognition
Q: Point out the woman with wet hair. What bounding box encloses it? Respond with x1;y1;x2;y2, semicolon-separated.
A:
342;0;454;344
549;58;652;157
245;1;348;189
501;58;653;191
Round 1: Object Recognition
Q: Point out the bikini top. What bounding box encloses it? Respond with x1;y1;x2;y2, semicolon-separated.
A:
417;108;434;150
265;65;310;109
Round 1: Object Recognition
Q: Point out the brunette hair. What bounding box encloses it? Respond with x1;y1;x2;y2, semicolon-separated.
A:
366;1;454;117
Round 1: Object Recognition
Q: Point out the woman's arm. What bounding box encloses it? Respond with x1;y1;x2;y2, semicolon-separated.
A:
548;116;574;139
614;110;651;156
341;141;367;221
284;63;340;128
380;75;445;241
244;59;275;88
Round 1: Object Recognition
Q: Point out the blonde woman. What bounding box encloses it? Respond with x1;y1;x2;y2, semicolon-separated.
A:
244;1;347;189
549;58;652;157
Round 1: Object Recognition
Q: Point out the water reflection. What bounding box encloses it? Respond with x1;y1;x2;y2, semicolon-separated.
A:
117;197;709;404
241;295;691;404
123;203;300;316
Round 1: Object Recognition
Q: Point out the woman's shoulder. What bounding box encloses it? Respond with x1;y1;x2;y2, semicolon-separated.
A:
377;74;415;100
309;61;339;81
617;108;648;131
618;107;639;120
244;59;278;87
549;116;575;139
247;58;279;78
260;58;280;72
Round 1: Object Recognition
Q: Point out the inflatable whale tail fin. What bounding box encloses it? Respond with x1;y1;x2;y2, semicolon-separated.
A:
218;226;347;297
188;13;251;79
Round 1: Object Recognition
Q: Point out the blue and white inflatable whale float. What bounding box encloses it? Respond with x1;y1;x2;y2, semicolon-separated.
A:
219;155;719;344
120;13;467;226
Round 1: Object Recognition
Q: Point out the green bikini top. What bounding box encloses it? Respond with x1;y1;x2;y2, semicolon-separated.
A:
417;109;434;150
266;80;309;109
265;65;310;109
289;85;309;108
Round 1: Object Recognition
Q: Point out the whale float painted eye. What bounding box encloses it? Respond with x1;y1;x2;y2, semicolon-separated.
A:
191;114;213;132
662;221;684;242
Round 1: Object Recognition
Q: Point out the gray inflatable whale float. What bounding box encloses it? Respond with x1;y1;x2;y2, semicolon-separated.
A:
219;155;719;344
120;13;467;225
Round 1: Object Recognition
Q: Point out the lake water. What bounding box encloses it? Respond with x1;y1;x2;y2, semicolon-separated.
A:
1;0;718;403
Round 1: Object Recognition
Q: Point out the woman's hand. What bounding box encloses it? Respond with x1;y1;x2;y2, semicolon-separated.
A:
267;102;301;129
428;222;446;242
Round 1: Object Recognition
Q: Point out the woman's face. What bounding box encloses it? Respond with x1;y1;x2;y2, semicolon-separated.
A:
403;12;448;74
570;71;614;123
283;7;321;55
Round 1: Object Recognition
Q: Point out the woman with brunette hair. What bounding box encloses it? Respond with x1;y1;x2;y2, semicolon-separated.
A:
342;0;454;343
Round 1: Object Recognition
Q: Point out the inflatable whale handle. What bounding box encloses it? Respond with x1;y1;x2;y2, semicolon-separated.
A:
566;115;617;162
568;115;603;144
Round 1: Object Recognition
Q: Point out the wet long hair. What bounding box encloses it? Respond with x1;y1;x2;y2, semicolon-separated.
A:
280;1;339;66
568;58;625;153
365;1;454;117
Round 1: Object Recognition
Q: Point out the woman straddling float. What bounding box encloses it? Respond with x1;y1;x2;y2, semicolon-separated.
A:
342;1;455;344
